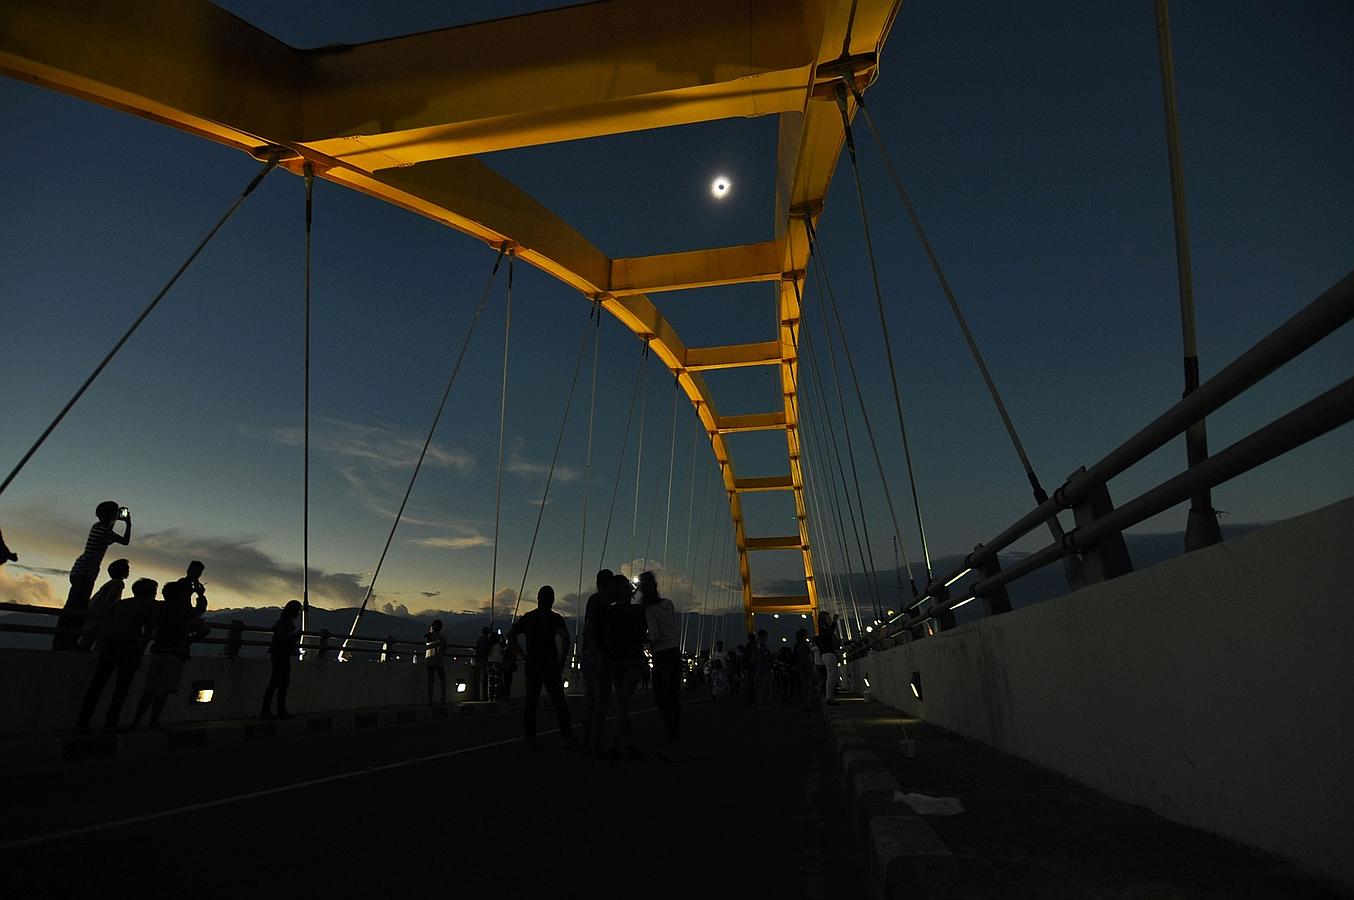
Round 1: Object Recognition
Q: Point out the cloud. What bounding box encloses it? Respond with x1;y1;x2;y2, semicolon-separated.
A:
504;445;579;484
411;530;491;551
0;565;60;605
128;527;371;608
265;418;475;473
381;601;411;617
420;591;440;599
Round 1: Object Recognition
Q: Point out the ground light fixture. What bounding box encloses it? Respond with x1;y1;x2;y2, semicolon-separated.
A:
190;680;215;703
563;680;570;689
910;671;923;700
455;682;467;694
863;675;871;688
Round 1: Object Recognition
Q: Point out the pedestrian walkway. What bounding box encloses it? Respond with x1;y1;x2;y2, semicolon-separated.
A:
1;698;863;899
833;697;1344;897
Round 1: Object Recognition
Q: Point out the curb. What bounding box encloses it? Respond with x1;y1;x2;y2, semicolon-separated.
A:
2;701;508;766
820;704;980;900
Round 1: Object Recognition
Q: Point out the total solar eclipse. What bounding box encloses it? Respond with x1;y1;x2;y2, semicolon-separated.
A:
711;176;731;199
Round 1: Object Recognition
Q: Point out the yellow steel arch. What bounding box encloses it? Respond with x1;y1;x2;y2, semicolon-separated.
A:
0;0;902;628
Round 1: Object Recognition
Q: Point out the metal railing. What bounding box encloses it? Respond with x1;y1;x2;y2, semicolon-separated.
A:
854;267;1354;651
0;601;474;662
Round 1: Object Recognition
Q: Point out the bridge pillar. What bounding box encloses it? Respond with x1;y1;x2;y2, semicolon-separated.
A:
224;620;243;658
1067;467;1134;583
931;586;957;632
973;544;1013;616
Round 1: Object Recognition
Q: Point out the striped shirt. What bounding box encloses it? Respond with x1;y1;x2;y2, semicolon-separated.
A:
70;523;117;580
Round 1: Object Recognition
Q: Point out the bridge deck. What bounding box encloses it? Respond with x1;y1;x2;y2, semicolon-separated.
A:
0;696;863;898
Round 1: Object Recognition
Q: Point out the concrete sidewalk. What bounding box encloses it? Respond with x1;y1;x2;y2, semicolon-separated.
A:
0;700;512;767
831;696;1346;898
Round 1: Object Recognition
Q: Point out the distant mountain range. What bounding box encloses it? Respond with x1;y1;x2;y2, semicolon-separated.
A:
0;523;1269;652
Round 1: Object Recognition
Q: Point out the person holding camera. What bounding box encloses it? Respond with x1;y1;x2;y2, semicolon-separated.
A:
55;501;131;651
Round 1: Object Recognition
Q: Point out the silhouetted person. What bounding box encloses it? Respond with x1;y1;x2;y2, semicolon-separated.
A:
792;628;816;709
580;569;613;754
753;629;773;708
424;619;448;705
57;501;130;650
508;585;574;750
261;600;302;719
640;571;681;761
814;611;840;705
172;560;208;612
75;577;157;732
0;527;17;565
131;579;208;728
79;558;129;651
741;632;758;703
602;574;646;759
487;632;504;701
473;627;491;701
501;633;519;700
709;658;730;703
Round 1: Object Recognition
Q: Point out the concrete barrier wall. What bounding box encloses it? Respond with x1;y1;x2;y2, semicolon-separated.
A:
0;649;477;732
848;497;1354;889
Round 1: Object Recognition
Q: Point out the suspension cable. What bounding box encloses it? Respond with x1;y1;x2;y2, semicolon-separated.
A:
833;87;935;583
597;339;647;568
681;446;711;652
678;414;700;652
784;233;868;634
799;322;870;631
575;297;602;637
512;308;594;621
805;214;922;607
0;154;280;499
661;376;681;568
343;244;507;652
628;340;650;571
488;253;515;631
846;82;1078;564
802;229;888;617
301;163;313;645
643;374;679;572
793;302;867;633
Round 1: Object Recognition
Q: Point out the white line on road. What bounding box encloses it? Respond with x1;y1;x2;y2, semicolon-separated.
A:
1;707;666;849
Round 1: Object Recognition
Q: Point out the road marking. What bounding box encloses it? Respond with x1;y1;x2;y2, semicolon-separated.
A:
1;705;670;849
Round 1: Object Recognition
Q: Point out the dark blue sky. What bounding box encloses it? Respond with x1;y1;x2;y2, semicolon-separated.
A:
2;1;1350;620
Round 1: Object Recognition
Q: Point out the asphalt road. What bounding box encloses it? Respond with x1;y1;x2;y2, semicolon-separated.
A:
1;695;865;898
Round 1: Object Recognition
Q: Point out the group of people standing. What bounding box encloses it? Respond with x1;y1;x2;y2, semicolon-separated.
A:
495;569;682;760
704;611;842;709
51;500;302;730
56;501;218;731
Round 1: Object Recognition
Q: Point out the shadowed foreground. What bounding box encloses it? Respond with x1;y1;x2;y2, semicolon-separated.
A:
0;697;862;898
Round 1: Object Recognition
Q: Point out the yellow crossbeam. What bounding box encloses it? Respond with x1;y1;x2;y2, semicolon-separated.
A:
745;535;803;551
716;412;787;434
609;241;782;296
734;475;794;493
685;341;783;372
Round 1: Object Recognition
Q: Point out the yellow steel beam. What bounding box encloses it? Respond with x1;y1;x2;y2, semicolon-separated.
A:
734;475;794;493
745;535;803;552
609;241;782;297
716;412;787;434
750;595;813;613
0;0;906;633
299;0;815;168
685;341;784;372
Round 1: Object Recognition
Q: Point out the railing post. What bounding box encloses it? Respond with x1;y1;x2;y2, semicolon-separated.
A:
1066;467;1134;583
973;543;1013;616
381;634;395;663
224;619;243;658
317;629;331;661
931;585;957;632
